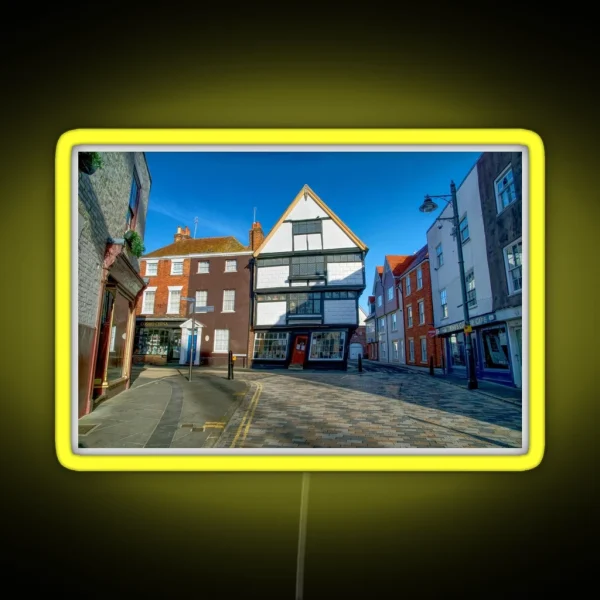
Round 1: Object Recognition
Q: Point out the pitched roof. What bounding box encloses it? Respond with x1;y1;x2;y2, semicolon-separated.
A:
143;236;249;258
385;254;413;277
397;244;429;277
254;184;368;256
376;266;383;275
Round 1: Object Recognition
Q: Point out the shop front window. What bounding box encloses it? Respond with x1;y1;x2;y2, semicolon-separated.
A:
481;326;510;369
310;331;346;360
253;332;289;360
449;333;466;367
134;329;170;356
107;291;131;382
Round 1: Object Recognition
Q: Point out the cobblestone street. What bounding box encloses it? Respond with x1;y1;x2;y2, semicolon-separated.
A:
215;368;522;449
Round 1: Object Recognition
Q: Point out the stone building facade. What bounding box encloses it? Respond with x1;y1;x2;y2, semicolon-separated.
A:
477;151;524;387
77;152;151;417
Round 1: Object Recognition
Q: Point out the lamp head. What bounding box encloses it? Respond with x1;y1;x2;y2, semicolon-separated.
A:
419;195;438;213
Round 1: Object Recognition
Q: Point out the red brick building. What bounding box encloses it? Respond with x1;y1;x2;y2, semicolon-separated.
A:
398;245;445;369
134;224;256;367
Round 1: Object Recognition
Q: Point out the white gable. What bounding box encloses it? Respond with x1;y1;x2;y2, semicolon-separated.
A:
260;222;292;253
287;194;328;221
322;218;357;250
256;187;363;256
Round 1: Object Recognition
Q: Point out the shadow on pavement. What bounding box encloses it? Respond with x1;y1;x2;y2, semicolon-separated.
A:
264;367;522;432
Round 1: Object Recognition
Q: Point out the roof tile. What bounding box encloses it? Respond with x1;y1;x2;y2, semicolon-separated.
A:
143;236;249;258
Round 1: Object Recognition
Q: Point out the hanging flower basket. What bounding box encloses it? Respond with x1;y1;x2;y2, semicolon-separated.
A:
79;152;103;175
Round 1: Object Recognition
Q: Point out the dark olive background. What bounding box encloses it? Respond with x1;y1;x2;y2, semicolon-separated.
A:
2;8;596;597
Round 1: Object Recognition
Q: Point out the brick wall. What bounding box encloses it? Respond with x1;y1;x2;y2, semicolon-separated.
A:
349;325;367;355
78;152;150;328
136;258;190;318
476;152;523;312
402;259;445;368
77;151;151;415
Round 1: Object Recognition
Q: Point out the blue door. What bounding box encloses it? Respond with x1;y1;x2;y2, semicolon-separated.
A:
187;333;197;364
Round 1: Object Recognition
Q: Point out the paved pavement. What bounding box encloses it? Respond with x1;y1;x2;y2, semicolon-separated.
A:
358;359;522;404
78;368;247;448
214;367;522;449
78;363;523;450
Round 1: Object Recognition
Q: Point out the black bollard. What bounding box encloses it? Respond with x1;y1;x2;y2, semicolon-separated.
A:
429;355;434;376
358;354;363;373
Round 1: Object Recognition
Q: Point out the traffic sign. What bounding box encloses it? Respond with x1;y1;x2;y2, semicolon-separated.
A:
195;306;215;313
182;297;195;302
464;325;473;334
428;327;437;338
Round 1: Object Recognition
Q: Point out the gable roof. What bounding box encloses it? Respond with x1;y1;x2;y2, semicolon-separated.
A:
143;236;249;258
376;266;383;275
385;254;413;277
254;184;368;257
397;244;429;278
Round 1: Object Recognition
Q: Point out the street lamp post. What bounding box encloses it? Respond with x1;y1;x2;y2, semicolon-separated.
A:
419;181;478;390
182;297;196;381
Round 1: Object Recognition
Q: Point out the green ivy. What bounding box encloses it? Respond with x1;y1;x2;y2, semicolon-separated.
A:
126;230;145;258
90;152;103;169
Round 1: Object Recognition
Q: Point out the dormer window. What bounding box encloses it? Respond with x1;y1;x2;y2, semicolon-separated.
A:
292;220;322;235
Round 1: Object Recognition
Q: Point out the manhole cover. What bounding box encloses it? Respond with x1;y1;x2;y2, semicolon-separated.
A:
79;424;98;435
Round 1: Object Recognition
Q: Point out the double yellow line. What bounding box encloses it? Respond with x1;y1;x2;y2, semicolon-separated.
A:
230;382;263;448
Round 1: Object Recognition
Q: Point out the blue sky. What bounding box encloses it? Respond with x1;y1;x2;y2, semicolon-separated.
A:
144;151;481;311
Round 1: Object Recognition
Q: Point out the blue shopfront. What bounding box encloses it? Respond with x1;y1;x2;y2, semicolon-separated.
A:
437;312;515;386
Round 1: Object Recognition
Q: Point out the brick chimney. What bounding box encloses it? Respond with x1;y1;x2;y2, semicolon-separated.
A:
174;226;191;243
249;222;265;251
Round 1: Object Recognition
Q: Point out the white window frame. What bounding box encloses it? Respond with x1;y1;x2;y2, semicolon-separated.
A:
436;243;444;267
405;276;411;296
198;260;210;274
392;340;399;360
253;332;289;360
495;164;518;214
465;269;477;308
170;259;184;275
387;286;393;301
195;290;208;308
225;259;237;273
459;215;470;244
408;338;415;362
379;317;385;331
309;330;346;361
440;289;448;319
418;300;425;325
420;337;428;364
222;289;235;312
416;266;423;290
141;287;156;314
167;285;183;314
377;295;382;307
145;260;158;277
392;313;397;331
503;237;523;295
407;304;413;328
214;329;229;353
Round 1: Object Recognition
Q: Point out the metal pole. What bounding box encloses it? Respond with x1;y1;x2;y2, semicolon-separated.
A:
189;300;195;382
450;181;478;389
295;472;310;600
